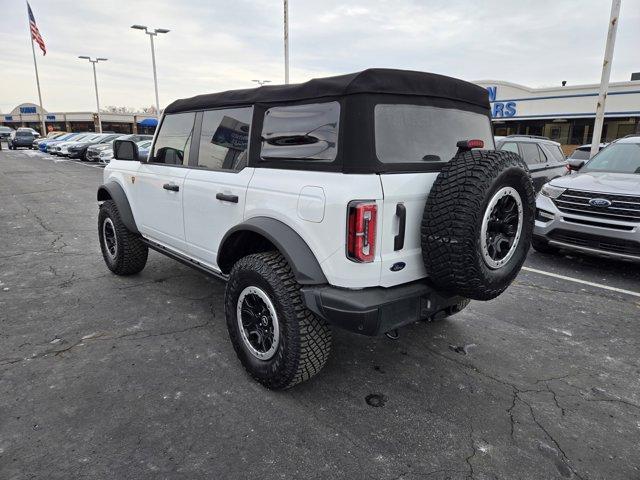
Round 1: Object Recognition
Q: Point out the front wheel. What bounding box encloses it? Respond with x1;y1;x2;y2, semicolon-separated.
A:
98;200;148;275
225;252;332;390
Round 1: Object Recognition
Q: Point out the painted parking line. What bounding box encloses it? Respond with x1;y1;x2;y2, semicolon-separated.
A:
522;266;640;298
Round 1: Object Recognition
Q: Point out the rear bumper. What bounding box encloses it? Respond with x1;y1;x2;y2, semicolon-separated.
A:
301;280;464;336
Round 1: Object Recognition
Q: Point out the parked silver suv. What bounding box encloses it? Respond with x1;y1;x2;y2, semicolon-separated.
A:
533;136;640;261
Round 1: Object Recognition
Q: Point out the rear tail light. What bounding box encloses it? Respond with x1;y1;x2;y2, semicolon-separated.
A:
347;201;377;263
456;139;484;151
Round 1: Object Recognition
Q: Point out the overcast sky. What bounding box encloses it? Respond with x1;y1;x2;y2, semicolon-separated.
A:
1;0;639;113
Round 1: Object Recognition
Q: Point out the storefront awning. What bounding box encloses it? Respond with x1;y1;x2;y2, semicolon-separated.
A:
137;118;158;127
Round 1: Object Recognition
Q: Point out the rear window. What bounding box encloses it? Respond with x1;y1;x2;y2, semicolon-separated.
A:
374;104;494;164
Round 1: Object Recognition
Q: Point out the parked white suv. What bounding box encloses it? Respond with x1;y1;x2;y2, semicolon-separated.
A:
97;69;535;389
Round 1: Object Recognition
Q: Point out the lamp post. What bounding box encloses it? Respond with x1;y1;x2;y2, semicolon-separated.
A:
283;0;290;84
590;0;622;158
252;79;271;86
78;56;107;133
131;25;169;118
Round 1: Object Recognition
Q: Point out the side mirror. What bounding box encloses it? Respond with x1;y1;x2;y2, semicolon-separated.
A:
113;140;139;161
567;159;585;171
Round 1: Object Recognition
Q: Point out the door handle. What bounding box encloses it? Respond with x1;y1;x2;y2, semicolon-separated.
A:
163;183;179;192
394;203;406;251
216;193;239;204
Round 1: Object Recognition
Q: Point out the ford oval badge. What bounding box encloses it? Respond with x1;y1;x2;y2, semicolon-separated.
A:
589;198;611;207
390;262;406;272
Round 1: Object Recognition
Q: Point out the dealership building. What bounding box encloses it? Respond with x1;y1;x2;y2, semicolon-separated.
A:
5;76;640;148
475;75;640;150
0;103;158;135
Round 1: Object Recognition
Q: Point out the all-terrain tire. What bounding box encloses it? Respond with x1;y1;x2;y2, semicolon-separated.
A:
98;200;148;275
225;252;332;390
531;235;559;254
421;150;535;301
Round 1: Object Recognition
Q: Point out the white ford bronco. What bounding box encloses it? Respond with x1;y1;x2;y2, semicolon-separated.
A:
97;69;535;389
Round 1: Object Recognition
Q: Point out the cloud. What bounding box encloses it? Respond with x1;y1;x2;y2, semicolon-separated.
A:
1;0;639;113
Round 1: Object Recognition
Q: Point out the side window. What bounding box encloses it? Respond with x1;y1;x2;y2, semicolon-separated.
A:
197;107;252;171
546;144;566;162
261;101;340;161
151;112;195;165
537;145;548;163
500;142;519;154
519;142;542;165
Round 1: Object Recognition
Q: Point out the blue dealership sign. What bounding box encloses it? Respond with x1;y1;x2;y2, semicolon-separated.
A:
5;115;13;121
486;86;517;118
20;106;37;114
46;115;56;121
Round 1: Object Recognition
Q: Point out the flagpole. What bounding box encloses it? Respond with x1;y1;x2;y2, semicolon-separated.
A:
27;3;46;135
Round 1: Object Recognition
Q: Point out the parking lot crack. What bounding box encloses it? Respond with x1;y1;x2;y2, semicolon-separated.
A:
0;323;210;367
520;396;584;480
464;424;478;479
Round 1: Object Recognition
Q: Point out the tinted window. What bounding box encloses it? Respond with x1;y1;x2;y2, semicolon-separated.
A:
198;107;252;170
519;142;542;165
500;142;519;154
152;113;195;165
375;105;493;164
261;102;340;161
537;145;548;162
545;144;565;162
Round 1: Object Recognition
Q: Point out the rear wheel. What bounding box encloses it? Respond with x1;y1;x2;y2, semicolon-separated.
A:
225;252;332;390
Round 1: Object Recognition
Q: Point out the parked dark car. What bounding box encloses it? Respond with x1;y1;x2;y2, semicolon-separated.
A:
9;129;37;149
0;126;15;141
495;135;567;192
67;133;121;160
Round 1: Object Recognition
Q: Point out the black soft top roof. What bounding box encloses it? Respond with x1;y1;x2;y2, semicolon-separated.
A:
164;68;489;113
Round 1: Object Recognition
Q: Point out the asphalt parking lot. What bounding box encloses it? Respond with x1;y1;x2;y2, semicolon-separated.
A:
1;149;639;480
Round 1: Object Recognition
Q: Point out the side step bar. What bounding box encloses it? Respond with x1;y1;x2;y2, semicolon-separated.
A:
140;238;229;282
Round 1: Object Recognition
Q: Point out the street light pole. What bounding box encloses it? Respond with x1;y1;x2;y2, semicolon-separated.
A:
132;25;170;118
590;0;622;158
78;56;108;133
149;34;160;119
283;0;289;84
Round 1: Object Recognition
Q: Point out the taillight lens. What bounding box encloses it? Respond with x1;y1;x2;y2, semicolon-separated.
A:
347;201;377;263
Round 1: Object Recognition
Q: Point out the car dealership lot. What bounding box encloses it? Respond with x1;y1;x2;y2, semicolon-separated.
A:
1;150;639;479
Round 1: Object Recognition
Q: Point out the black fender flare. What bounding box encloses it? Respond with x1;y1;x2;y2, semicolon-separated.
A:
97;181;139;234
218;217;327;285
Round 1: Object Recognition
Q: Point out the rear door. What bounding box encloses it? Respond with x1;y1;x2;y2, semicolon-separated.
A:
182;107;254;268
134;112;196;253
375;103;494;287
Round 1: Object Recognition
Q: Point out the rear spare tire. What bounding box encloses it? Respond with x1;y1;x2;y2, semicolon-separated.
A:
421;150;535;301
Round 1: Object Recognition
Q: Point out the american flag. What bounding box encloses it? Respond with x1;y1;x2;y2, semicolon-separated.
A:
27;3;46;56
